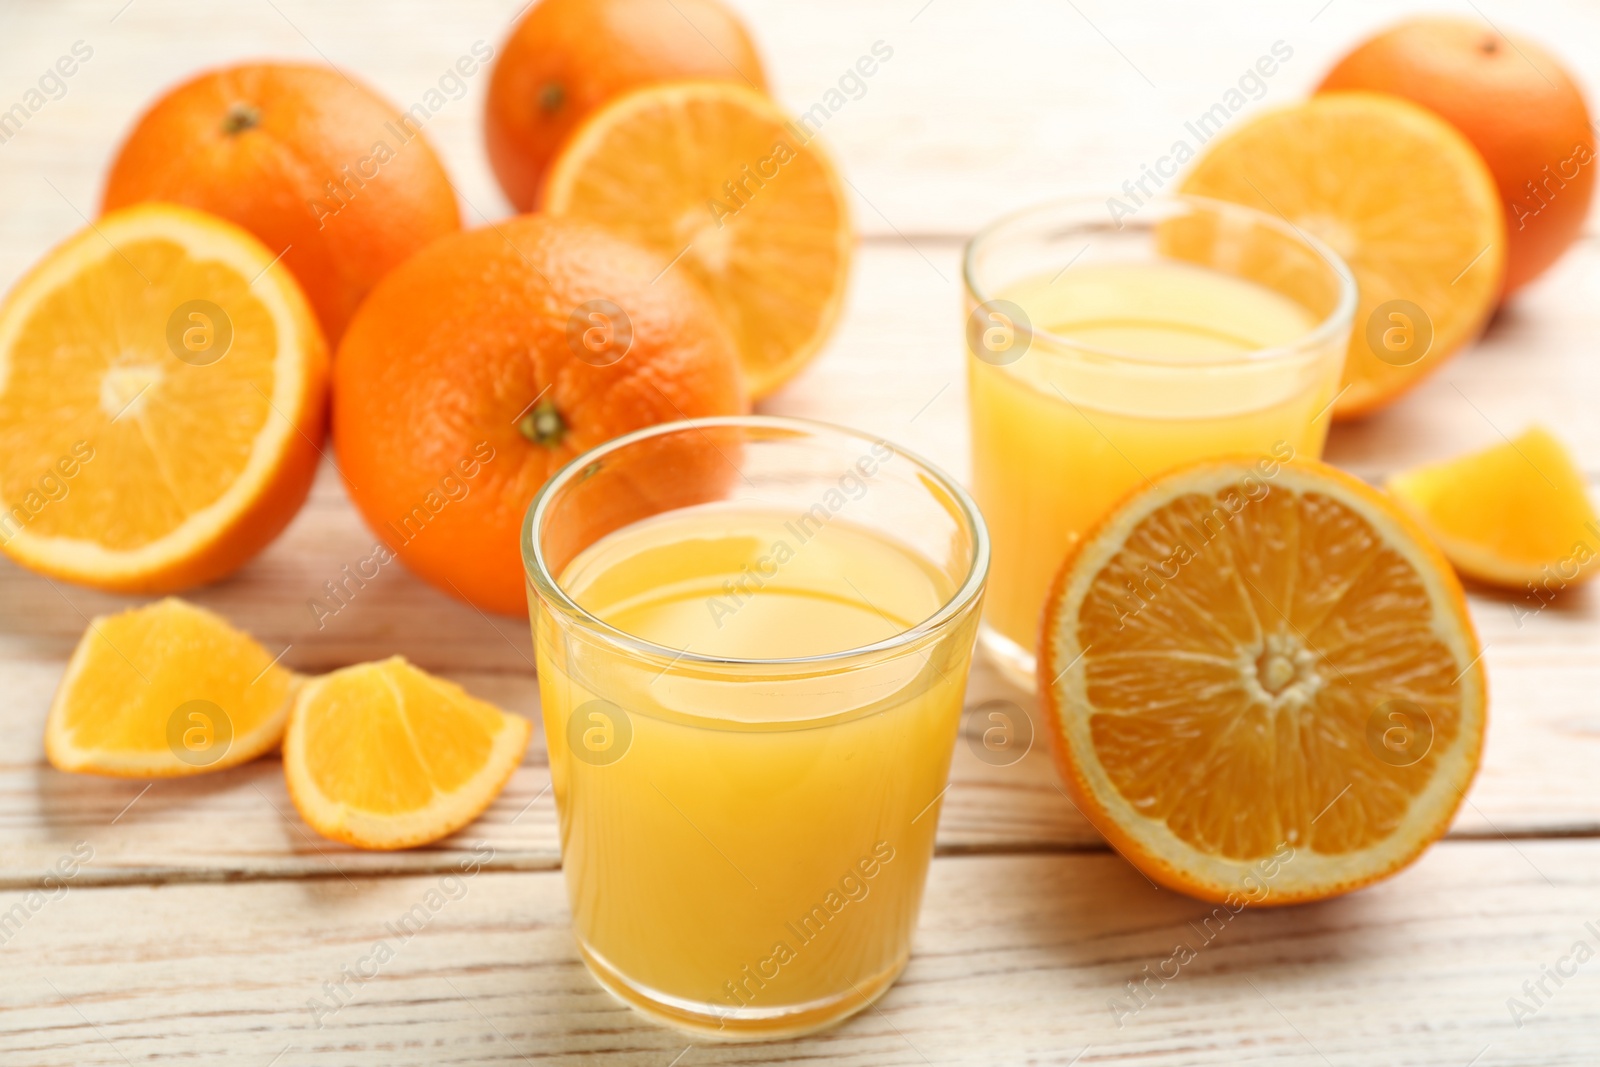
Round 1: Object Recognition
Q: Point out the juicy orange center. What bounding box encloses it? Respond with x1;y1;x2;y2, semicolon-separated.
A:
548;85;849;392
1077;483;1464;860
0;238;278;549
1179;94;1503;414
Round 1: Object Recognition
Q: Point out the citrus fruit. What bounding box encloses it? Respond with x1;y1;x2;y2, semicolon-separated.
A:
544;81;853;399
0;203;328;593
1388;425;1599;589
46;598;297;777
1318;17;1594;298
332;213;745;615
486;0;766;211
1040;457;1486;904
283;656;531;850
103;62;462;343
1180;92;1504;419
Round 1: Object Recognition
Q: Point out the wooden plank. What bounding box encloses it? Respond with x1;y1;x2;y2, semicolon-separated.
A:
4;604;1597;886
4;1;1597;1062
3;842;1598;1064
4;236;1600;885
3;235;1600;883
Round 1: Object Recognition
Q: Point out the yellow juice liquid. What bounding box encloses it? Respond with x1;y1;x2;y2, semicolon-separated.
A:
968;260;1339;670
535;501;975;1035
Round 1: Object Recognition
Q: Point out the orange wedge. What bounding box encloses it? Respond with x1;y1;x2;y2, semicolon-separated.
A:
1180;92;1504;419
284;656;531;849
0;202;328;592
1041;458;1486;904
1388;426;1599;589
543;81;853;399
46;597;297;777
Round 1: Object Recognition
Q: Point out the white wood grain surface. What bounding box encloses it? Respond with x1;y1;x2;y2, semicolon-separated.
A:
3;0;1599;1063
4;846;1599;1066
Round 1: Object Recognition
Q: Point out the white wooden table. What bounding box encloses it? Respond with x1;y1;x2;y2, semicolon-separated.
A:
4;1;1599;1063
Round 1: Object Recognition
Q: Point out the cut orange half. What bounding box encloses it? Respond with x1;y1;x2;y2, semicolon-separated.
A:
0;202;328;592
1180;92;1504;419
1040;458;1486;904
46;597;297;777
1388;426;1600;589
283;656;531;850
543;80;853;399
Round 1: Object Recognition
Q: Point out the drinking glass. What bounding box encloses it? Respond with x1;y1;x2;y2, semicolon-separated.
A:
523;415;989;1039
964;194;1357;688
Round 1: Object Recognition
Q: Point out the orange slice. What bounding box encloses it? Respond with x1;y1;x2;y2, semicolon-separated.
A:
46;597;297;777
1388;426;1599;589
283;656;530;849
0;202;328;592
1041;457;1486;904
1180;92;1504;419
543;80;853;399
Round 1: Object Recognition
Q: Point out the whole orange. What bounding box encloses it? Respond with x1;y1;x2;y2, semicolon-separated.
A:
1318;17;1594;297
102;63;462;343
484;0;766;211
332;215;747;615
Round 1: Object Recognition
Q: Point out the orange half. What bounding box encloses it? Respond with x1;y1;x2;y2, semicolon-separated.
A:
543;81;853;399
0;202;328;592
1180;92;1504;418
1041;458;1486;903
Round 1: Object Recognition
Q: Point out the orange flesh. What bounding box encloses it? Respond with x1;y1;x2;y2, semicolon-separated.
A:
544;82;852;397
1077;483;1464;859
48;598;294;774
298;660;515;816
1388;426;1600;587
1;238;277;549
1180;92;1503;417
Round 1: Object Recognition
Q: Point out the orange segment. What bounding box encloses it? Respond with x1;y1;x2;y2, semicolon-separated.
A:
542;81;853;399
1180;92;1504;419
283;657;531;850
46;597;297;777
0;202;328;592
1041;458;1486;904
1388;425;1599;589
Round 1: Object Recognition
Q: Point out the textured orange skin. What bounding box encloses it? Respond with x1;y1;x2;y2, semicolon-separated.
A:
1038;457;1486;906
0;203;329;595
1318;17;1594;298
485;0;766;211
102;63;462;344
332;214;747;615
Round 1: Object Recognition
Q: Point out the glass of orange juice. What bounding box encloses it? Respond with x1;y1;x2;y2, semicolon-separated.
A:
964;194;1357;689
523;416;988;1040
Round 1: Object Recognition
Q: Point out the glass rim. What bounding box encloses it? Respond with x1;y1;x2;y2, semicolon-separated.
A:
521;414;991;670
961;192;1359;369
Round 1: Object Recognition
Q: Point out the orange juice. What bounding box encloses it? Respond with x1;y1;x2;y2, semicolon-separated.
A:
968;259;1345;681
534;499;978;1037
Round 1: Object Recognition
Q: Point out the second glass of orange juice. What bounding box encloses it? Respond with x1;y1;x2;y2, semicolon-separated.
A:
964;195;1357;688
524;416;988;1039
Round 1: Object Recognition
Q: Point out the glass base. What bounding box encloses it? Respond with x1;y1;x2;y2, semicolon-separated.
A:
978;622;1038;693
575;938;907;1042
